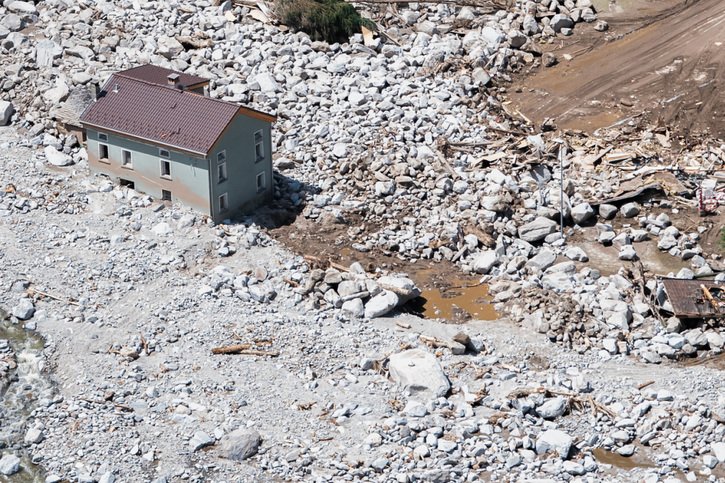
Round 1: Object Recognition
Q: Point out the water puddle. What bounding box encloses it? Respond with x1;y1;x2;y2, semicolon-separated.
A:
0;312;51;482
592;447;656;470
406;269;498;323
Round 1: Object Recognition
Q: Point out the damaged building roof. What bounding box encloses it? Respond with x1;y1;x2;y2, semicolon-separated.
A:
662;278;725;318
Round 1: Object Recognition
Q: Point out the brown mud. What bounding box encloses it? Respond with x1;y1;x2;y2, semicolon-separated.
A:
510;0;725;139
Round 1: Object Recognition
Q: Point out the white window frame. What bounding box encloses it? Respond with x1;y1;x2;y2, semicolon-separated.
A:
218;162;227;183
256;171;266;193
98;143;109;163
160;159;171;178
98;132;108;142
219;193;228;212
254;130;264;163
217;150;226;164
122;149;133;168
159;148;170;158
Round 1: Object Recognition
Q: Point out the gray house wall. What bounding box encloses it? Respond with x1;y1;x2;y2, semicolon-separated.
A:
207;114;273;222
86;129;211;214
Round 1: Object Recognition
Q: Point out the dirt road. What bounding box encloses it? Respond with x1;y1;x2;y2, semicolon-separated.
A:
511;0;725;139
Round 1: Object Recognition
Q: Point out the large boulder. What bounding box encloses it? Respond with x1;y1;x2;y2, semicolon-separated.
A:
518;217;558;243
219;430;261;461
0;454;20;476
388;349;450;397
526;249;557;271
44;146;73;166
35;39;63;67
550;14;574;32
364;290;399;319
570;202;595;224
0;101;14;125
536;429;573;459
376;276;420;304
472;250;499;274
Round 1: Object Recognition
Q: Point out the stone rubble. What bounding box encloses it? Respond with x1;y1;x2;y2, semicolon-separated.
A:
0;0;723;482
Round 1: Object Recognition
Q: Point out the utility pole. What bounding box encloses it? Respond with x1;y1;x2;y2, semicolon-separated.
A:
558;142;567;238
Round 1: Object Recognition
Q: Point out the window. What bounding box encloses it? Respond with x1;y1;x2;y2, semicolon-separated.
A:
219;193;228;212
254;130;264;163
99;144;109;162
159;148;170;158
161;190;172;201
217;150;226;164
218;162;227;183
98;133;108;142
122;150;132;168
161;160;171;178
256;171;266;192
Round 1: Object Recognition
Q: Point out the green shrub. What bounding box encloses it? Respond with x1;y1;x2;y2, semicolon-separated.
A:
276;0;372;44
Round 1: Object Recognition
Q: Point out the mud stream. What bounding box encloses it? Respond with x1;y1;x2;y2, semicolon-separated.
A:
0;317;52;482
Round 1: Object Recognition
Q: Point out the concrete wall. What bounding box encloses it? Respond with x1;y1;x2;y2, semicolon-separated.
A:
207;114;273;222
86;129;211;215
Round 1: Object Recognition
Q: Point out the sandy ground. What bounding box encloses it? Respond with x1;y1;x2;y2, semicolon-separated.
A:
510;0;725;139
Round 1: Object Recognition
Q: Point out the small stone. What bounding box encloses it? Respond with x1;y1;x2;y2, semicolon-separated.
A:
537;397;568;419
189;431;214;452
536;430;573;459
620;203;640;218
11;298;35;320
24;428;44;444
219;429;261;461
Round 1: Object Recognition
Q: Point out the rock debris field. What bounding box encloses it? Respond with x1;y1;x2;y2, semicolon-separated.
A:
0;0;724;482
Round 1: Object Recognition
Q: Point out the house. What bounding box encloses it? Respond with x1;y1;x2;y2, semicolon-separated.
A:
79;64;276;222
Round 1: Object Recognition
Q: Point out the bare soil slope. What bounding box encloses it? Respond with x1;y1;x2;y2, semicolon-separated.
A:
512;0;725;138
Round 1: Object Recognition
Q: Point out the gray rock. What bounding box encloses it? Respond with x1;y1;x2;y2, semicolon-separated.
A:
0;101;14;126
564;246;588;262
712;442;725;462
24;428;44;444
341;298;364;318
35;39;63;67
472;250;499;274
527;249;557;271
11;298;34;320
571;202;595;224
618;245;638;261
8;1;37;14
550;14;574;32
219;429;261;461
537;397;568;419
377;276;420;303
665;317;683;333
44;146;73;166
518;217;558;243
189;431;214;452
620;203;640;218
0;454;20;476
364;290;399;318
403;400;428;417
156;35;184;59
388;349;450;397
599;204;618;219
254;72;281;94
536;429;573;459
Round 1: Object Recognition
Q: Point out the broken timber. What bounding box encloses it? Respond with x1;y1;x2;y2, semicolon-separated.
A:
661;278;725;318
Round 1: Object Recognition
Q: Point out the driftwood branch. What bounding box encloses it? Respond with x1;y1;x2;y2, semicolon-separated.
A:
27;287;80;306
508;386;617;419
212;344;279;357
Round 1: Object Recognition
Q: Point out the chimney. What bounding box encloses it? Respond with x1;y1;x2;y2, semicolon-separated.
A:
113;83;120;93
167;73;181;89
92;81;101;101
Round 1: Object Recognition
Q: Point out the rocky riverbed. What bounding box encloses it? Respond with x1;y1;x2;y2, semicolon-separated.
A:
0;0;724;481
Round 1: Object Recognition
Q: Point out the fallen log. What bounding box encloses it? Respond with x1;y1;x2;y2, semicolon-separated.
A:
211;344;279;357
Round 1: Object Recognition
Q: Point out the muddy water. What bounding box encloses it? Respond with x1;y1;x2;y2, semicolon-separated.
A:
0;319;51;482
420;283;498;321
592;448;656;470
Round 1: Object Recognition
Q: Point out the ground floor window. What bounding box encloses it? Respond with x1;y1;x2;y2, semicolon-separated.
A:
122;150;132;168
161;160;171;178
99;143;109;163
119;179;134;189
162;190;171;201
256;171;266;192
219;193;228;211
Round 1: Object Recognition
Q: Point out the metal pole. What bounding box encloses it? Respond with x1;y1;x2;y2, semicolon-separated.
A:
558;144;565;238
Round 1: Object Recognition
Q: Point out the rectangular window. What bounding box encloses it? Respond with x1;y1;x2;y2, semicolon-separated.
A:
98;133;108;142
254;130;264;163
159;148;170;158
99;144;109;163
218;162;227;183
256;171;266;192
161;190;171;201
217;150;226;164
161;160;171;178
219;193;228;212
122;150;132;168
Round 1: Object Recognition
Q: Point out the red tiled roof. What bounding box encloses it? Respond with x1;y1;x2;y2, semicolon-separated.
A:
80;74;243;155
120;64;209;89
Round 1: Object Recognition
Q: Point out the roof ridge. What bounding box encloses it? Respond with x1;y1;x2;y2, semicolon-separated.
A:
112;73;242;110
